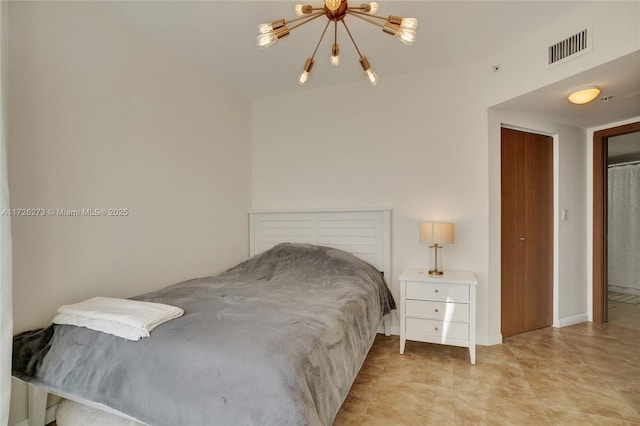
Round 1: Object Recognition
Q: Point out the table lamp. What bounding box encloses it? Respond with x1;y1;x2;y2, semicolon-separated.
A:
420;222;455;275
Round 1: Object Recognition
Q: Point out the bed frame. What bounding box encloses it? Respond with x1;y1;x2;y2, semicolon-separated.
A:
26;209;392;426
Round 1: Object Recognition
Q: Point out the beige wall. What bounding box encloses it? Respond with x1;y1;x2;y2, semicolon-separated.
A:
8;2;251;424
252;63;492;339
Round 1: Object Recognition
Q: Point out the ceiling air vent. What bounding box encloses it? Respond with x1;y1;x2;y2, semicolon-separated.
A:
548;28;590;66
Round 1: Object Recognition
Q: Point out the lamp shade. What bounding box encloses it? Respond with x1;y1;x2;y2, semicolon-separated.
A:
420;222;455;244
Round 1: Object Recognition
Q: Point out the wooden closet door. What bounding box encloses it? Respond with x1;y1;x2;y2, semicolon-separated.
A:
501;128;553;337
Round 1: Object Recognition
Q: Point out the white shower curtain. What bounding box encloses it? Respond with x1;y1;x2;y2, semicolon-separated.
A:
0;1;11;424
608;163;640;295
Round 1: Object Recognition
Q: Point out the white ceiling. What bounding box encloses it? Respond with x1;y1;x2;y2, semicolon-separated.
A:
105;1;590;97
493;50;640;129
103;1;639;129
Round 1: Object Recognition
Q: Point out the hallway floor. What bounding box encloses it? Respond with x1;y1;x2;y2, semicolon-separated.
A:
608;297;640;331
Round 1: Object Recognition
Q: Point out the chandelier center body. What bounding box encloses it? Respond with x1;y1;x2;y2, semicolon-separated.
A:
324;0;348;21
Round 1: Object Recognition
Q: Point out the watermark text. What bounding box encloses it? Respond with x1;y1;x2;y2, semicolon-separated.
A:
1;208;130;217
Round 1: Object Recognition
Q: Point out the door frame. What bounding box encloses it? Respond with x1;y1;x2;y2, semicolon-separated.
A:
592;121;640;324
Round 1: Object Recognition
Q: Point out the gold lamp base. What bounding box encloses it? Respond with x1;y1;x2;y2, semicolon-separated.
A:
428;243;445;276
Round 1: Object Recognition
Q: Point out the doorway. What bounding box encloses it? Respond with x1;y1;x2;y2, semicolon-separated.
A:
501;127;554;337
593;121;640;324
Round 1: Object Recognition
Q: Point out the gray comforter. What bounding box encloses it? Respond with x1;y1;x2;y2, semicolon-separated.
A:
13;243;395;426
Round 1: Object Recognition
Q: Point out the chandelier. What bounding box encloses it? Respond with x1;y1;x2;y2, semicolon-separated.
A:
256;1;418;86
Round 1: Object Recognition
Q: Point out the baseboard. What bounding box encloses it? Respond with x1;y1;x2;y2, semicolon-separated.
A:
556;313;589;328
477;334;503;346
13;403;57;426
376;325;400;335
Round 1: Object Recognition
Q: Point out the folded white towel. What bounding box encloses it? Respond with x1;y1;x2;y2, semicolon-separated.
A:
53;297;184;341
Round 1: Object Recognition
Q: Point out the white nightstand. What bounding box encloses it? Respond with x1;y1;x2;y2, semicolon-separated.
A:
399;268;478;364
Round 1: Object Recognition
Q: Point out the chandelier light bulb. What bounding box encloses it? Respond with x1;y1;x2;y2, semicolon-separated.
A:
360;56;378;86
257;32;277;49
298;57;315;86
258;23;274;34
395;28;416;45
295;4;313;15
256;23;289;49
383;20;417;45
365;68;378;86
368;2;379;14
400;17;418;30
330;43;340;66
298;70;310;85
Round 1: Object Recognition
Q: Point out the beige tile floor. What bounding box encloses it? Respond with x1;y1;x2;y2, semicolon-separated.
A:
608;298;640;331
334;322;640;425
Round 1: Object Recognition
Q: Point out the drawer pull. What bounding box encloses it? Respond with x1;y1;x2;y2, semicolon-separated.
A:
434;289;439;293
435;308;439;313
434;326;439;331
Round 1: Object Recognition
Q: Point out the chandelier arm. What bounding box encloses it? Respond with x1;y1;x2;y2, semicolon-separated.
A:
341;19;364;58
287;12;326;31
311;19;332;59
346;11;385;28
346;10;389;23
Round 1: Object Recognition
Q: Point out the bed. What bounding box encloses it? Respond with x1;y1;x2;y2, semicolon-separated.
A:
13;209;394;426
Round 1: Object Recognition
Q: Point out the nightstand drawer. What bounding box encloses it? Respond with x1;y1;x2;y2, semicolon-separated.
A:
405;300;469;322
406;318;469;341
406;281;469;302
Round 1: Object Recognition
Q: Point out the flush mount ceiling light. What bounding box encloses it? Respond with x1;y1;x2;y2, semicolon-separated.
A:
567;86;601;105
257;0;418;86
